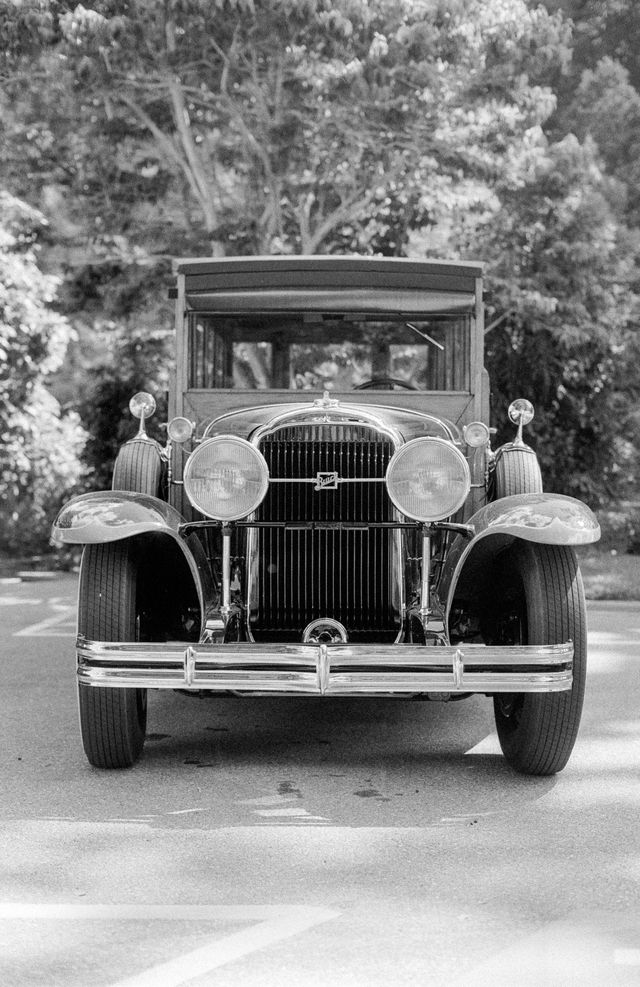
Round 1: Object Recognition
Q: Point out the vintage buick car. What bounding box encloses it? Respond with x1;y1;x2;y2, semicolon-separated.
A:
53;256;600;774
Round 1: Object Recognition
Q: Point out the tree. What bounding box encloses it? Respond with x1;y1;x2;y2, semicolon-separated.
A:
556;57;640;227
544;1;640;92
1;0;571;257
0;191;86;553
2;0;637;505
475;135;640;502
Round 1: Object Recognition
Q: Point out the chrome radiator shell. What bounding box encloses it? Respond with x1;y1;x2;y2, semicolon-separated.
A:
247;407;404;641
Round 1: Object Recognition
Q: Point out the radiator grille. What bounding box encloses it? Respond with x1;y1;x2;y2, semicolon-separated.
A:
251;423;399;641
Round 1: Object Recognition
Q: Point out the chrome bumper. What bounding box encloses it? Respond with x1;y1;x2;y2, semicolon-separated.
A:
76;637;573;695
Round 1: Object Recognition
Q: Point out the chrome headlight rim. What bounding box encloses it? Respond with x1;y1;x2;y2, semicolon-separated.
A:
463;420;491;449
183;434;269;521
385;436;471;522
167;416;195;444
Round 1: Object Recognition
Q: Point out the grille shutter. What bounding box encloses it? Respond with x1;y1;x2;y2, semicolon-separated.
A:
252;424;399;641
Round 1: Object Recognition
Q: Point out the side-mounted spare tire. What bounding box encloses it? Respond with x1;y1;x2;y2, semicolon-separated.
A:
78;541;147;768
493;542;587;775
494;445;543;498
112;438;164;497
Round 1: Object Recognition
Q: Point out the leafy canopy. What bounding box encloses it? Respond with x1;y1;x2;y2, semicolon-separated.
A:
1;0;570;256
0;192;86;552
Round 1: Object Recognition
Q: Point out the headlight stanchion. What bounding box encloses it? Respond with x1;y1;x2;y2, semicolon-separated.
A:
420;525;432;619
221;525;232;619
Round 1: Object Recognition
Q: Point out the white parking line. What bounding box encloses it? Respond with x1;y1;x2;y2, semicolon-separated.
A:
237;795;329;823
14;607;76;638
0;903;339;986
465;733;501;755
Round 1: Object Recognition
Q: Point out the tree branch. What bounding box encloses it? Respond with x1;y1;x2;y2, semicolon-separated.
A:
165;73;218;233
118;92;209;227
305;190;373;253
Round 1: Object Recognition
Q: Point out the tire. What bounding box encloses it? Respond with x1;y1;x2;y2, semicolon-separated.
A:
494;446;543;497
112;439;163;496
493;542;586;775
78;541;147;768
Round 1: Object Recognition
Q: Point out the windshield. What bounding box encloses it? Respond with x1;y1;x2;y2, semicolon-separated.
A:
187;313;472;391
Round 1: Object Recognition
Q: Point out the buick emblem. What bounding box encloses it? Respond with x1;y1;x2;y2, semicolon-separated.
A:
315;471;339;491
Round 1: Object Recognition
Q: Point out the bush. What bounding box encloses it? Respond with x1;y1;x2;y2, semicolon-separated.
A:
0;192;87;554
0;385;86;554
78;330;171;489
596;507;640;554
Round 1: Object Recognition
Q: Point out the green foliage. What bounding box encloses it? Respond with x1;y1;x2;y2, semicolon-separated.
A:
78;332;171;490
544;1;640;92
479;136;640;503
1;0;571;255
0;0;638;509
0;191;86;553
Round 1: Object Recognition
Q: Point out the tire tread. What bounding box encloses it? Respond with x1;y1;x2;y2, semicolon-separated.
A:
78;542;146;768
495;448;543;497
494;542;586;775
112;440;163;495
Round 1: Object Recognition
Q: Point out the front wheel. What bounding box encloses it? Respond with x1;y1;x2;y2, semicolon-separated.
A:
493;543;586;775
77;541;147;768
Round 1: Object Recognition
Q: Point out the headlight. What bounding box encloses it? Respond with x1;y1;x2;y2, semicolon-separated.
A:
386;437;471;522
183;436;269;520
463;421;490;448
167;416;194;443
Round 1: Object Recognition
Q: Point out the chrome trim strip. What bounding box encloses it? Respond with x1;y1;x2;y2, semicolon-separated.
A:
269;477;387;484
76;637;573;695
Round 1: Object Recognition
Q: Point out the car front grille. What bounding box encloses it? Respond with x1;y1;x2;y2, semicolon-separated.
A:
251;424;399;642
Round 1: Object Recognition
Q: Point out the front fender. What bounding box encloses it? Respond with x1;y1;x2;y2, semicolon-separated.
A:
52;491;214;624
53;490;186;545
439;493;600;623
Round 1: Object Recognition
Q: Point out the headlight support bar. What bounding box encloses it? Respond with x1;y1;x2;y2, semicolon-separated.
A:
178;520;475;535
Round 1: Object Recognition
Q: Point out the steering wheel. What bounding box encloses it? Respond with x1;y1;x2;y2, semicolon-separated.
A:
354;376;418;391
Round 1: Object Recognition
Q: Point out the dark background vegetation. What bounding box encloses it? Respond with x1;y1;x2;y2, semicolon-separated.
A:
0;0;639;555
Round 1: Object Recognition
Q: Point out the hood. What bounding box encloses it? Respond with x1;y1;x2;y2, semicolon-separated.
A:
201;397;463;445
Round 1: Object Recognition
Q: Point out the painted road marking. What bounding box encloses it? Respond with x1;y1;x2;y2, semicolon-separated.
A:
0;596;41;605
238;795;298;807
254;807;329;820
465;733;501;756
0;903;339;987
589;632;640;646
238;795;329;823
14;601;75;638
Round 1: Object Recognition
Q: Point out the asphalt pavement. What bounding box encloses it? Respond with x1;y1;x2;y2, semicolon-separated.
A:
1;574;639;985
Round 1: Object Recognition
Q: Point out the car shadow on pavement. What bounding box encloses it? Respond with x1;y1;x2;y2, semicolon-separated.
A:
130;694;558;829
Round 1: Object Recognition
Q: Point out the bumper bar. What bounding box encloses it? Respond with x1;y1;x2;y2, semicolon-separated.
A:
76;637;573;695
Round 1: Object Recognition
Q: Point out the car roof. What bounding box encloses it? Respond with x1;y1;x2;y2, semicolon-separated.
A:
176;255;482;277
175;256;483;309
